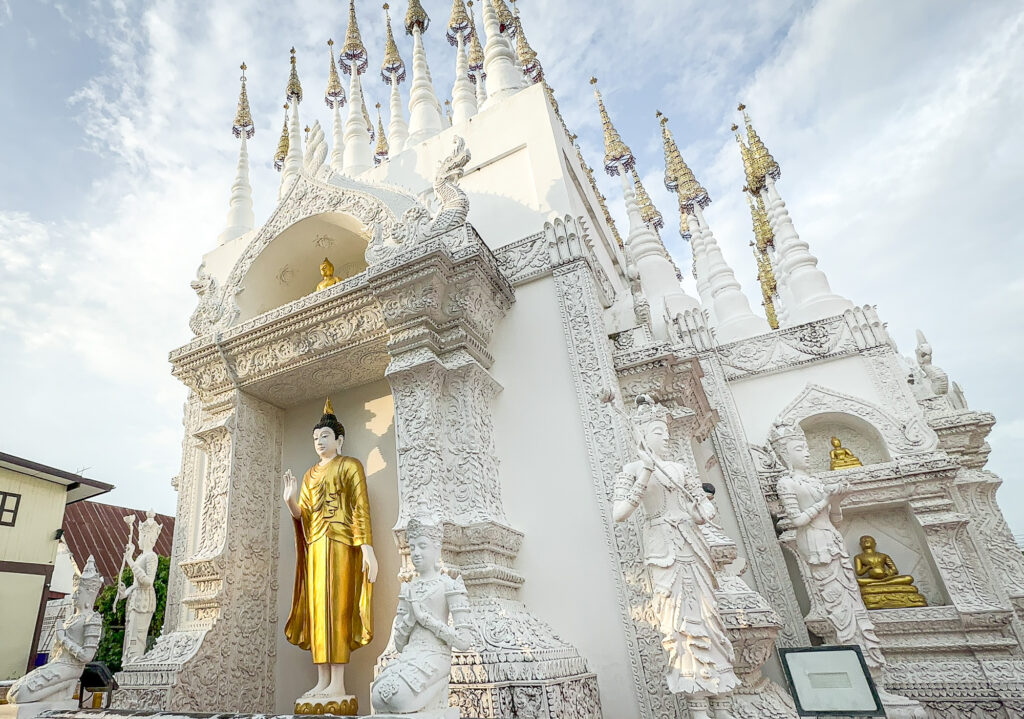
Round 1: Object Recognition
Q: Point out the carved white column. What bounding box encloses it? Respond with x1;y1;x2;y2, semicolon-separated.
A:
114;391;283;712
480;0;520;106
451;34;477;125
406;26;444;146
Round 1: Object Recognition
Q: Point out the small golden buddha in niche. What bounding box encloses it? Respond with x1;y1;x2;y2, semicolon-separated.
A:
854;535;927;609
316;257;341;291
828;436;862;470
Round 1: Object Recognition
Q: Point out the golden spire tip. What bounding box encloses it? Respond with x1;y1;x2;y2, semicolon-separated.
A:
737;102;746;111
589;76;597;85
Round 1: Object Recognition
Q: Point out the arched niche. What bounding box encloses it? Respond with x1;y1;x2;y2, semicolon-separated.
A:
234;212;369;323
800;412;891;473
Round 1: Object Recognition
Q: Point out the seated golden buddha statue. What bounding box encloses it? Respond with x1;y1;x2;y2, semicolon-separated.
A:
316;257;341;292
828;436;862;470
854;535;927;609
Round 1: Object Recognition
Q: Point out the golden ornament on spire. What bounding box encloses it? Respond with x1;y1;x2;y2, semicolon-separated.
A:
732;123;759;192
656;111;709;211
274;104;290;171
286;48;303;103
374;103;390;165
323;397;335;415
381;4;407;83
447;0;471;44
325;39;346;109
232;62;255;139
466;1;485;72
444;99;453;124
590;77;634;176
405;0;430;35
493;0;516;34
362;98;375;142
747;193;779;329
514;9;541;82
631;167;663;230
739;103;780;188
341;0;368;75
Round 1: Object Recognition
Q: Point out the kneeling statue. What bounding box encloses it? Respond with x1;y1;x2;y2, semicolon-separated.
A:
371;519;473;717
9;556;103;705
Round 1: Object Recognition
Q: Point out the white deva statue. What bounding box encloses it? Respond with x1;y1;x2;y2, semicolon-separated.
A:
371;519;473;718
772;425;927;718
8;556;103;704
119;510;163;664
613;394;739;717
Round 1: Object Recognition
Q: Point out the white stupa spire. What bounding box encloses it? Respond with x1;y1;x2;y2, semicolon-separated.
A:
218;62;255;245
737;104;851;325
660;112;768;343
466;2;487;107
381;3;409;154
448;0;478;125
280;49;304;194
404;0;445;146
325;39;346;174
591;78;699;339
340;0;373;175
480;0;521;105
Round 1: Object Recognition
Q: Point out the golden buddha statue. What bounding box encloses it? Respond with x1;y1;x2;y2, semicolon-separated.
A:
828;436;862;470
316;257;341;291
854;535;927;609
283;398;377;711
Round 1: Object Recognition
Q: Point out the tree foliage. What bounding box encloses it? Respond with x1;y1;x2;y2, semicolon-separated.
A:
93;555;170;672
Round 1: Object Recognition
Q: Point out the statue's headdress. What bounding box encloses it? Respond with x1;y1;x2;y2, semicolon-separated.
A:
74;555;104;604
320;257;335;274
406;517;443;545
631;394;672;426
767;419;806;464
138;510;163;547
314;397;345;439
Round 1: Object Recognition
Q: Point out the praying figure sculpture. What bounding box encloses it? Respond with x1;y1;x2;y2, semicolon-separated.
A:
371;519;473;717
118;511;163;664
283;398;378;714
316;257;342;291
613;395;739;718
773;426;885;667
828;436;862;471
854;535;927;609
8;556;103;705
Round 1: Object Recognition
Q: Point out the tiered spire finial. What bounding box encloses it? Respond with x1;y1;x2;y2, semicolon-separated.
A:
405;0;430;34
232;63;254;139
731;122;758;192
363;100;375;142
513;4;541;83
467;1;485;72
286;48;303;103
274;103;289;171
447;0;471;43
341;0;369;74
738;103;780;190
325;40;346;108
631;167;663;230
747;192;779;329
381;3;407;83
493;0;516;34
657;111;709;211
590;77;634;175
374;103;389;165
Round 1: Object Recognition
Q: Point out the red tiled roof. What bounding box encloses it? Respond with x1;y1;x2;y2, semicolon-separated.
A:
61;501;175;588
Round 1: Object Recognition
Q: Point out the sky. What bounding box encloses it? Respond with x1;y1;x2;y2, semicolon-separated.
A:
1;0;1022;536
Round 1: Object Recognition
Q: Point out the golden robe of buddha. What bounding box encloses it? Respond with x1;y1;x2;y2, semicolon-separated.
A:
829;436;862;470
854;535;927;609
316;257;341;292
285;446;374;664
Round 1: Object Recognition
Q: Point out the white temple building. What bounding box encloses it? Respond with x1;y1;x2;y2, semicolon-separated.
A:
96;2;1024;717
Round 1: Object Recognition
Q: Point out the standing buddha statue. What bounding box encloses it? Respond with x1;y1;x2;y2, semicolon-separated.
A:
854;535;928;609
283;398;378;715
828;436;862;470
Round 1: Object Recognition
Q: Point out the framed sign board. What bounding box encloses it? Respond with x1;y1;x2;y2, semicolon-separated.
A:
779;645;885;717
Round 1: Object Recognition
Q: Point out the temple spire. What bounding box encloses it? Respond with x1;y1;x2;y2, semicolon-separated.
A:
374;103;390;165
659;111;769;342
274;104;289;172
281;49;304;193
747;193;780;329
219;63;255;245
448;0;478;124
738;104;851;325
466;2;487;107
405;0;444;145
341;0;373;175
480;0;521;105
512;3;541;83
631;167;662;231
380;4;410;154
326;39;346;173
589;77;633;175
